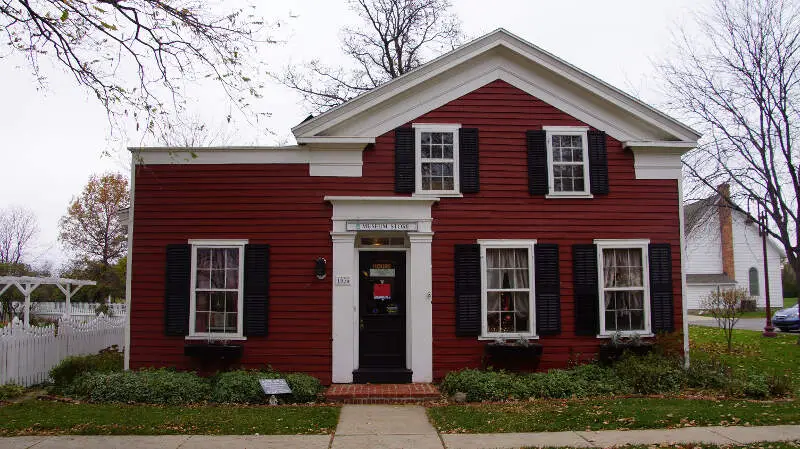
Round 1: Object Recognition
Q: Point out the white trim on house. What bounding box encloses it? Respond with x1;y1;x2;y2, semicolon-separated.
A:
678;179;689;366
476;239;537;339
293;29;700;144
131;146;366;178
187;240;247;340
629;147;684;180
327;196;437;383
594;238;652;337
543;126;591;197
124;159;135;370
413;123;461;195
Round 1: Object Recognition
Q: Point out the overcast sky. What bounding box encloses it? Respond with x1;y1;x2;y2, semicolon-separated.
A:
0;0;710;269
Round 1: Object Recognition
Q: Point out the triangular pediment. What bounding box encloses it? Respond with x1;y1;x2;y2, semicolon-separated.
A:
292;29;699;145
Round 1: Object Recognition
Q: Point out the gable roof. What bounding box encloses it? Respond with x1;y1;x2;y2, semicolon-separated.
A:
683;194;785;256
292;28;700;146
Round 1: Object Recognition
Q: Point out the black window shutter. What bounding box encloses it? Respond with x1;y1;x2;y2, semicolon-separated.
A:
588;130;609;195
454;244;481;336
649;243;674;333
527;130;548;195
573;244;599;336
165;244;191;336
535;243;561;335
459;128;480;193
244;244;270;336
395;127;415;193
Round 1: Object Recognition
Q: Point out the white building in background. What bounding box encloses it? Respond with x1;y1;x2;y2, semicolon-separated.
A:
684;185;784;310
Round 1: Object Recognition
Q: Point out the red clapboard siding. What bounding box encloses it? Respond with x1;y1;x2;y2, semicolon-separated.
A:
129;79;683;384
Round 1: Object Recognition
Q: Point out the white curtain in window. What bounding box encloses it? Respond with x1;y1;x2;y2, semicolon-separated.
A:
487;248;529;289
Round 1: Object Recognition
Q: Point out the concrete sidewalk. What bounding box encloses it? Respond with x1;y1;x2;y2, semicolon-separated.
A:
1;405;800;448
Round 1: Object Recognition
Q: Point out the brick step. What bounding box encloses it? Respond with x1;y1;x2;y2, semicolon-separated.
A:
325;383;442;404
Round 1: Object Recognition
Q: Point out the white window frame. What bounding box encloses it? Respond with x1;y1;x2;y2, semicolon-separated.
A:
187;239;248;340
544;126;592;198
477;239;537;339
413;123;461;195
595;239;652;337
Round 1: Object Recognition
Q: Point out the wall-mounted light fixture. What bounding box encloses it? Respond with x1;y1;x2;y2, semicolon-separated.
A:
314;257;327;280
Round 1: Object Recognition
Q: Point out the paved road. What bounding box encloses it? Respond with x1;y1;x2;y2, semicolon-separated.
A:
689;316;797;332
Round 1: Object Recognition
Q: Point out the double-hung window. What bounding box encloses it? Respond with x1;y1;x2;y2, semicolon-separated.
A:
544;126;590;196
189;239;246;338
596;239;651;335
414;123;460;194
479;240;536;337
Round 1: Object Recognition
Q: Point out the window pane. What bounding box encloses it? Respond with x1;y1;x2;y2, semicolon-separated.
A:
442;163;453;176
573;178;585;192
432;133;442;144
212;249;226;269
196;270;210;288
431;163;443;176
487;312;501;333
196;292;210;311
553;178;563;192
605;311;617;331
195;312;209;332
441;177;453;191
442;144;453;158
197;249;211;269
211;269;225;288
421;144;431;158
421;132;431;145
225;249;239;268
225;269;239;288
572;148;583;161
430;179;443;190
226;313;238;332
211;292;226;312
422;177;431;190
442;133;453;145
226;291;238;312
210;312;225;332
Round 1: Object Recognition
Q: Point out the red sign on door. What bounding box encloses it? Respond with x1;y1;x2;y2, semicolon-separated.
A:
373;283;391;300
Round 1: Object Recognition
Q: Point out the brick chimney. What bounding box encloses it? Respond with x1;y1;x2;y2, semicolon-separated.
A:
717;183;735;279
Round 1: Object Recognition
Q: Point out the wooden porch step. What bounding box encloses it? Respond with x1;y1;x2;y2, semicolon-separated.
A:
324;383;441;404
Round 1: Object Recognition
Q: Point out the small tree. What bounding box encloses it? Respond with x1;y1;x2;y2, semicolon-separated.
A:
700;287;749;352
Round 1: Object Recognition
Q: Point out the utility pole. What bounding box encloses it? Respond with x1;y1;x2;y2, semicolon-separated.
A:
759;208;776;337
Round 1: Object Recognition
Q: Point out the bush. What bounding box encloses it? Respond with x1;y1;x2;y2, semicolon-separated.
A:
65;369;211;404
685;358;731;390
739;373;770;399
0;383;25;400
49;347;123;391
210;370;323;404
767;372;793;397
613;353;685;394
441;364;632;401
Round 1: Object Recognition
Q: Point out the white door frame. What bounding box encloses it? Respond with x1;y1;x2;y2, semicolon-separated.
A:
326;196;437;383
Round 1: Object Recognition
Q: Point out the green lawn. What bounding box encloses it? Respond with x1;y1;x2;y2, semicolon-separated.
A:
430;326;800;434
0;400;340;436
689;325;799;379
428;397;800;433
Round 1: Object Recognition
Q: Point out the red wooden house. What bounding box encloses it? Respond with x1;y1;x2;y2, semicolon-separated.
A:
125;29;699;385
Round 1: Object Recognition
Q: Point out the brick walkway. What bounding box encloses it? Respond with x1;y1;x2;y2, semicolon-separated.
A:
324;383;441;403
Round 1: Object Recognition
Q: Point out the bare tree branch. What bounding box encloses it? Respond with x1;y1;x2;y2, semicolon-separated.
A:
1;0;275;136
0;206;39;265
661;0;800;294
279;0;462;113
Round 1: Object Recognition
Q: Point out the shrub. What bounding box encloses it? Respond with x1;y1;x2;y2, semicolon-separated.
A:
0;383;25;400
739;373;770;399
767;372;793;397
211;370;323;404
614;353;685;394
49;347;123;391
685;358;731;390
440;369;521;401
568;363;631;396
65;369;211;404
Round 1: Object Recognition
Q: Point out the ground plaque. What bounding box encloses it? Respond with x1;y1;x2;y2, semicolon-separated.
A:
259;379;292;405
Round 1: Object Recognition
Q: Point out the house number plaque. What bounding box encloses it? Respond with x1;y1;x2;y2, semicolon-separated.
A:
335;276;351;286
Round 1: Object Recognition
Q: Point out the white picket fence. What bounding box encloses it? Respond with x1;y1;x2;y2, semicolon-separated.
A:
6;301;126;319
0;314;125;387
